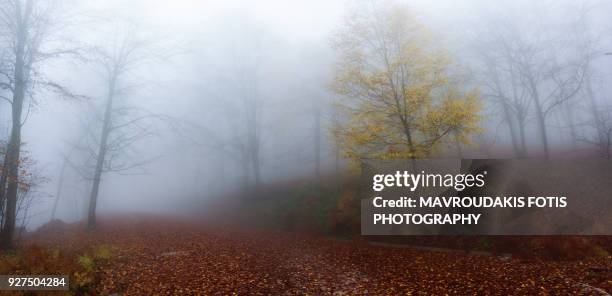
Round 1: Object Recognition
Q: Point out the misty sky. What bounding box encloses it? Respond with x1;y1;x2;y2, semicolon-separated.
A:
9;0;612;228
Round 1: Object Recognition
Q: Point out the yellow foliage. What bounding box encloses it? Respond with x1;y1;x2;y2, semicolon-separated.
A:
93;244;114;260
77;255;95;272
331;1;482;161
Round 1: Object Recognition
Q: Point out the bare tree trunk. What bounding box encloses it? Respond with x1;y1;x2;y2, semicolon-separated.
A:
563;101;578;149
50;157;68;221
0;166;8;228
401;120;415;156
314;104;321;177
585;72;607;157
251;146;260;185
534;106;549;159
518;119;527;157
1;122;23;249
500;101;522;157
87;77;116;230
454;136;463;158
529;81;549;159
247;109;261;185
239;147;250;188
0;0;30;249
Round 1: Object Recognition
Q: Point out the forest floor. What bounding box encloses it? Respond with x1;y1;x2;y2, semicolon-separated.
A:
16;215;612;295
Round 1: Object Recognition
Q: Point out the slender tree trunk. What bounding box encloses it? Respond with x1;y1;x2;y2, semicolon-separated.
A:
400;120;418;169
0;0;30;249
401;120;415;156
501;101;522;157
585;73;607;157
1;123;23;249
331;116;341;174
530;82;549;159
454;136;463;158
239;147;250;189
314;104;321;177
534;106;549;159
518;120;527;157
247;109;261;185
563;101;578;149
50;158;68;221
0;166;8;228
87;76;116;230
251;145;260;185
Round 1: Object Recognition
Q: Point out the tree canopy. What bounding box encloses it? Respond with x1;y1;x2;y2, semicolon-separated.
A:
331;2;481;160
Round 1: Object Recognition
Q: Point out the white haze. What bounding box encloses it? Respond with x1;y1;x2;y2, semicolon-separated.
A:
8;0;611;228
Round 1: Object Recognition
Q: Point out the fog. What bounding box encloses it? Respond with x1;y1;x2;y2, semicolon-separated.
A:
1;0;610;230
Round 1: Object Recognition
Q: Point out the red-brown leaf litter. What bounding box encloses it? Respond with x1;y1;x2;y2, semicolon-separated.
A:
14;215;610;295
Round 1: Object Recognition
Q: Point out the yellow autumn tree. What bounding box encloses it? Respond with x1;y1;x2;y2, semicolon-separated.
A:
331;2;481;160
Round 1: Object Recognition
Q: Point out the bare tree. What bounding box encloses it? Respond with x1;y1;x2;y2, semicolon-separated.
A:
49;147;75;221
0;0;80;248
231;35;264;186
49;155;66;220
80;23;172;230
474;8;592;158
312;101;321;177
580;55;612;158
186;90;253;189
567;3;611;157
204;19;267;187
581;101;612;159
473;30;531;157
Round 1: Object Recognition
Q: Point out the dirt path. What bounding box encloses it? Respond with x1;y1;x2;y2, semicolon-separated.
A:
30;216;611;295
